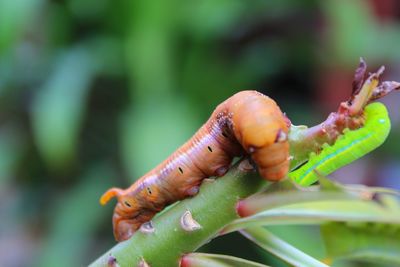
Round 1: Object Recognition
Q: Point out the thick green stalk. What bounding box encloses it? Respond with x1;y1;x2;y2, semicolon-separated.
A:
89;163;264;267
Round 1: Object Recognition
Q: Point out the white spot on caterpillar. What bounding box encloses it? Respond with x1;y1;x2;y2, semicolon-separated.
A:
139;221;155;234
180;210;201;232
379;119;385;124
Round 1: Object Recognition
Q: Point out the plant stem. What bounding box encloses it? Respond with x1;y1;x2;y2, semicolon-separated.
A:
89;161;264;267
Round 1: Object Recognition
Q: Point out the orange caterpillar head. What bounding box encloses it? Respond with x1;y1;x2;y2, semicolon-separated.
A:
100;185;159;241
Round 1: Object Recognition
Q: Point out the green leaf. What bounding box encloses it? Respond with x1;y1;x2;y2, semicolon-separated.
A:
233;177;376;223
241;227;329;267
181;253;270;267
225;199;400;234
236;189;359;219
321;221;400;266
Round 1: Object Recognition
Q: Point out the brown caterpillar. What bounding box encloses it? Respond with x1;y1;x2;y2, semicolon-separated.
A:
101;90;290;241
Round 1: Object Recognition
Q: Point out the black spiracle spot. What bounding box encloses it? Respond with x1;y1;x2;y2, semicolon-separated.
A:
208;146;213;152
146;187;152;195
178;167;184;174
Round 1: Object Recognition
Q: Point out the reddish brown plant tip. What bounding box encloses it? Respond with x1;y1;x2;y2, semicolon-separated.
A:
347;64;385;116
371;81;400;100
352;57;367;95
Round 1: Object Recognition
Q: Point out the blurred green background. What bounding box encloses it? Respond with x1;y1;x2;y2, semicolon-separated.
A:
1;0;400;266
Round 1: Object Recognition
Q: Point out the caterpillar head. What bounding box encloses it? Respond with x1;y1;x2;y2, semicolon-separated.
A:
100;187;156;241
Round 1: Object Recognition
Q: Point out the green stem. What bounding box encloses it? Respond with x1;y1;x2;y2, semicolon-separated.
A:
89;163;264;267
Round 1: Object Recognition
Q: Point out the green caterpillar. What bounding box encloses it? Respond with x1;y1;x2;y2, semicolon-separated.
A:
289;102;391;186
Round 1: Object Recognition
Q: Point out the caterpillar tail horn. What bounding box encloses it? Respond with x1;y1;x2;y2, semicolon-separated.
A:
100;188;124;206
